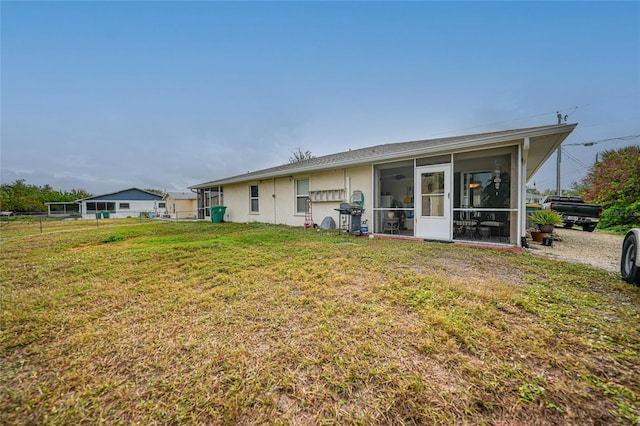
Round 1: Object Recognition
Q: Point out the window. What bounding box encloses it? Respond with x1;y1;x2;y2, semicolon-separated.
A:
86;202;116;212
250;184;259;213
119;203;130;209
204;190;211;217
420;171;445;217
462;171;492;208
158;202;166;209
453;148;516;243
295;179;309;214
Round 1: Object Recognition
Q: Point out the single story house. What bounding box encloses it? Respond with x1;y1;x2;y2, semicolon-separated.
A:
189;123;577;246
77;188;164;219
163;192;198;220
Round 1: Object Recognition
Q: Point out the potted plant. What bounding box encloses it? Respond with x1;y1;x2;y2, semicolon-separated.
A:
529;209;564;233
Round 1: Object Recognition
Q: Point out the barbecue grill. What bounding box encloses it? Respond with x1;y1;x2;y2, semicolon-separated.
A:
335;202;364;234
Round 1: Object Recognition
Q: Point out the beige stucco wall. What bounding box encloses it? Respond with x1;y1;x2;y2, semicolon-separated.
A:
165;198;197;219
220;165;373;228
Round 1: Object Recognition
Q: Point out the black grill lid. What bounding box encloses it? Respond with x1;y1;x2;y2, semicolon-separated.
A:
335;202;363;214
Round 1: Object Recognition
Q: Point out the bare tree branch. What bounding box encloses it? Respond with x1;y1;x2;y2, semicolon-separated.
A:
289;147;314;163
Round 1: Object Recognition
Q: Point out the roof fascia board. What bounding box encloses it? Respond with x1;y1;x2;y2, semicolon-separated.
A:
525;132;566;180
76;187;139;202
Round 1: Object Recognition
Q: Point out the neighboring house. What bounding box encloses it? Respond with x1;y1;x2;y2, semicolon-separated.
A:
190;123;577;247
163;192;198;219
77;188;164;219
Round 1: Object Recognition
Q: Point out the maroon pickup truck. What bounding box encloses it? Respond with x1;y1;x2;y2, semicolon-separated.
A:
541;195;602;232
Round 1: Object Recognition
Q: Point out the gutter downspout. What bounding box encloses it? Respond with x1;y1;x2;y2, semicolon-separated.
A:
345;169;350;201
520;137;530;245
273;178;277;225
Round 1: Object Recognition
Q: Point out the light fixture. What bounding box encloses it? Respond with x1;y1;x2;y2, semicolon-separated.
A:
469;182;480;189
493;160;502;190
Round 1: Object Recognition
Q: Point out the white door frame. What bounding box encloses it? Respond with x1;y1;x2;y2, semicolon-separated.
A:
415;164;452;241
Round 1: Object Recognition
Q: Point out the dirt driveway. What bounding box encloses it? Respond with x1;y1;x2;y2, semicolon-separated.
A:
526;227;624;273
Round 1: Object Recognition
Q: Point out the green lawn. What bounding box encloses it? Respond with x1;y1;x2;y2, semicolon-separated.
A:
1;220;639;424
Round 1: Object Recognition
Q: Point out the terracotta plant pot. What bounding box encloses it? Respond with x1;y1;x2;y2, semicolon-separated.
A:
531;231;545;243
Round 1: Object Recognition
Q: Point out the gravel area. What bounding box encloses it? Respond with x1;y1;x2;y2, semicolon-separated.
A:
526;227;624;273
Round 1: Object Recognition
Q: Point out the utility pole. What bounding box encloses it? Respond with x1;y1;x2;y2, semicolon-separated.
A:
555;111;566;196
556;146;562;196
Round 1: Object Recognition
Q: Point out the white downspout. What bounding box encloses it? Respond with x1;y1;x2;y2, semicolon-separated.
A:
273;178;277;225
520;137;530;246
345;171;350;202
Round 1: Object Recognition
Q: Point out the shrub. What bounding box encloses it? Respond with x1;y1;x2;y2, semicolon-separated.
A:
598;199;640;232
528;209;564;226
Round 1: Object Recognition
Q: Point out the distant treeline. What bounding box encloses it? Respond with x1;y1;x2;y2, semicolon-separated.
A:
0;180;93;213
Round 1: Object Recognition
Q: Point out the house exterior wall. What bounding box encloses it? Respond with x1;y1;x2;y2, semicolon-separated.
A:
79;200;162;219
219;165;373;228
208;152;525;243
165;198;198;219
192;124;578;246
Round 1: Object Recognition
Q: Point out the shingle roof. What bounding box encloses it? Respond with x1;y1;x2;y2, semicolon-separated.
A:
77;187;164;202
164;192;197;200
190;124;575;189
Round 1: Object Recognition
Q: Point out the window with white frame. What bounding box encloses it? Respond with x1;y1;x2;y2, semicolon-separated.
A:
250;184;259;213
119;203;130;209
295;178;309;214
86;202;116;212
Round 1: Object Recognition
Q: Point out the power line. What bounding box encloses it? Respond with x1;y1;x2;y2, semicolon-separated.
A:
554;133;640;193
562;148;590;170
564;134;640;147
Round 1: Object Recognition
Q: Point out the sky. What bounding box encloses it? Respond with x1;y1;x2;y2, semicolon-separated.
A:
2;1;639;195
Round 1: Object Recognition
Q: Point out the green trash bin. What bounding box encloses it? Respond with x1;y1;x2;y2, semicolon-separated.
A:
95;212;102;219
102;211;110;219
210;206;227;223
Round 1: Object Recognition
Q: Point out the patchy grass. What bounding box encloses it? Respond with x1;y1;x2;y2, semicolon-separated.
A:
1;221;639;425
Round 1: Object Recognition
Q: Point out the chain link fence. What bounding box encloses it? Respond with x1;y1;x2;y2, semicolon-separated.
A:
0;210;204;239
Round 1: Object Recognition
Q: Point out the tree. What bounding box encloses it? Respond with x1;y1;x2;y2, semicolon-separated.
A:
0;180;93;213
64;189;94;200
526;186;542;195
578;145;640;230
568;179;591;197
144;188;165;196
289;147;314;163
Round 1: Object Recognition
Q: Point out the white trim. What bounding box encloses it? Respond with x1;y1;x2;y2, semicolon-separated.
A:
520;137;530;245
249;184;259;213
415;163;452;241
294;178;310;214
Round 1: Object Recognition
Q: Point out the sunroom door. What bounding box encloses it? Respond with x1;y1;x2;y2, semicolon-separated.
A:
415;164;451;240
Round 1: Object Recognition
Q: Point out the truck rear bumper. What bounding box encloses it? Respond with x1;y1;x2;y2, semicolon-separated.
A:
564;215;599;225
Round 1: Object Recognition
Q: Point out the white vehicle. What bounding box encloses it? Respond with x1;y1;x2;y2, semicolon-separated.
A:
621;228;640;285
